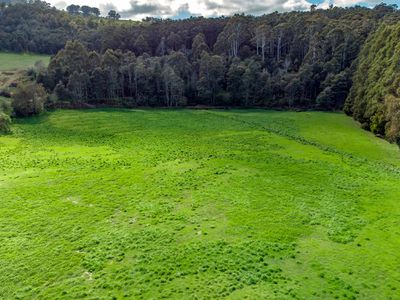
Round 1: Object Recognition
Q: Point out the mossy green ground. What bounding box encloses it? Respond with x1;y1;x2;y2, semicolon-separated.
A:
0;52;50;71
1;109;399;299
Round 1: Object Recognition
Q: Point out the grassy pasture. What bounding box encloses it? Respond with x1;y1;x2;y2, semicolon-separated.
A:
0;52;50;71
0;109;399;299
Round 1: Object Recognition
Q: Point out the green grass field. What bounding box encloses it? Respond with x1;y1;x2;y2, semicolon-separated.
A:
1;109;399;299
0;52;50;71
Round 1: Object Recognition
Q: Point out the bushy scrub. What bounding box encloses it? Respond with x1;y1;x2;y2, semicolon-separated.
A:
0;97;12;134
0;97;12;115
12;82;47;117
0;112;11;133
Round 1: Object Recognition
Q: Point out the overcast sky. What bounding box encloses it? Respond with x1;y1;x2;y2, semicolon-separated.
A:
49;0;399;20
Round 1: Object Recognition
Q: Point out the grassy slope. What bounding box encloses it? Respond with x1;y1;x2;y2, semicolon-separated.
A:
0;52;50;71
0;109;399;299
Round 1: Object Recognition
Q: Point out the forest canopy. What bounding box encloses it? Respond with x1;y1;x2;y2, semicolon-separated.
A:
15;1;395;110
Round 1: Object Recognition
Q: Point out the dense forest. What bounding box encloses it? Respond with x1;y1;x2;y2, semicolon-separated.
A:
0;1;400;143
345;22;400;144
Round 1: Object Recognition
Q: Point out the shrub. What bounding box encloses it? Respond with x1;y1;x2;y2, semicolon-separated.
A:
0;97;12;115
12;82;47;117
0;112;11;134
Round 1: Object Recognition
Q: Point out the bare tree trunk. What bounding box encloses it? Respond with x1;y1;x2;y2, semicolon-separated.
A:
277;34;282;62
261;36;266;62
128;71;133;97
134;70;138;101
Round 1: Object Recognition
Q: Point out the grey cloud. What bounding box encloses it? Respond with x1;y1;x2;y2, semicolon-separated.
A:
99;3;118;14
204;0;224;10
217;0;311;15
104;0;311;20
49;0;394;20
119;0;173;18
172;3;200;19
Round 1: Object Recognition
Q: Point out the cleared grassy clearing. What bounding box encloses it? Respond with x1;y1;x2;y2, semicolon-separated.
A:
0;52;50;71
0;109;399;299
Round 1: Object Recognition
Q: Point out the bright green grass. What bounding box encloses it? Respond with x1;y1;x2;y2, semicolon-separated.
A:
1;109;399;299
0;52;50;71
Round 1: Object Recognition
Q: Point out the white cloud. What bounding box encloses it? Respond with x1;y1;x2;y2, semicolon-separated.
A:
329;0;397;7
45;0;393;20
331;0;365;6
282;0;312;10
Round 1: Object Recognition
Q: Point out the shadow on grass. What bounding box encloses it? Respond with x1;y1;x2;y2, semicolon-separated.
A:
12;111;51;125
11;108;346;128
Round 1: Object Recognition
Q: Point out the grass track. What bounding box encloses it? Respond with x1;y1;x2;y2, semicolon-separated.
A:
0;109;399;299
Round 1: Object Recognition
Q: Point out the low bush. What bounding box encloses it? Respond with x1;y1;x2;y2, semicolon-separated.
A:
0;112;11;134
12;82;47;117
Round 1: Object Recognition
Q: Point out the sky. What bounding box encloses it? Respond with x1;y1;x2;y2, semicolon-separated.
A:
49;0;400;20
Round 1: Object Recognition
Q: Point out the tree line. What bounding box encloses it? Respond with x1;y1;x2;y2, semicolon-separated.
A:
20;2;397;110
37;38;353;109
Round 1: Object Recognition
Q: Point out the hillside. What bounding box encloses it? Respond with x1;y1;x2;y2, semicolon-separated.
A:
1;109;399;299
